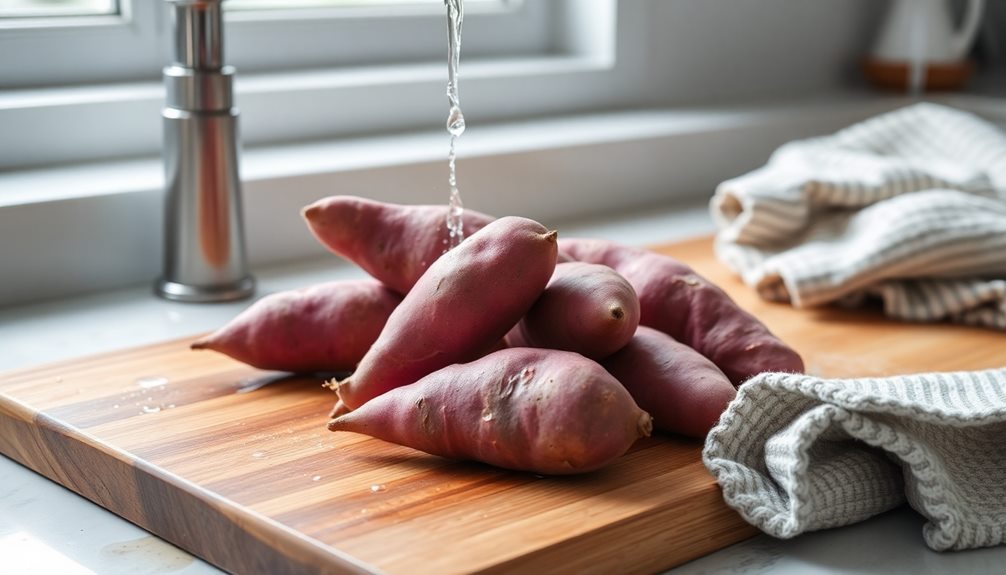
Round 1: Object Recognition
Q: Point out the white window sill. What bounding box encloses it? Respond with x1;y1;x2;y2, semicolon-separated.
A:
0;53;617;170
2;92;1003;309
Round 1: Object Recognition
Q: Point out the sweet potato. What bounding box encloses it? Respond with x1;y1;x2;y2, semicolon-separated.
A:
507;262;640;360
334;216;558;411
328;348;653;474
302;195;495;295
602;326;735;438
191;280;401;372
559;238;804;385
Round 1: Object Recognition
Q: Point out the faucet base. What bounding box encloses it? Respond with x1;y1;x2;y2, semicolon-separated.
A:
154;276;255;303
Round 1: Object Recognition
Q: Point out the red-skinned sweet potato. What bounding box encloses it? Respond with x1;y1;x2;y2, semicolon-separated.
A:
506;262;640;360
559;238;804;386
191;280;401;372
328;347;653;474
602;326;736;438
334;216;558;411
302;195;495;295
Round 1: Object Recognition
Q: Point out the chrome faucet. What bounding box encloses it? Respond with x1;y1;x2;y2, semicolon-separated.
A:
156;0;255;302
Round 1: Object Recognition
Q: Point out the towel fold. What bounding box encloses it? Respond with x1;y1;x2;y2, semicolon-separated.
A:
702;368;1006;551
711;103;1006;329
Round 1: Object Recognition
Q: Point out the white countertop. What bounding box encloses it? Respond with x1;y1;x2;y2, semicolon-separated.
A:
1;201;1003;574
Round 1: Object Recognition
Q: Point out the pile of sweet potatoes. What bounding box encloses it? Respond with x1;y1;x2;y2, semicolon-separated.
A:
193;195;803;475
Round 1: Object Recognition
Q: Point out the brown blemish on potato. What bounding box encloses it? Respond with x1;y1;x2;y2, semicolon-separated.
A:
416;396;435;436
610;306;624;320
637;412;654;437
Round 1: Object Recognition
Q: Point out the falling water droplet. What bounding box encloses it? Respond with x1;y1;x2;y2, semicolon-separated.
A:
447;106;466;137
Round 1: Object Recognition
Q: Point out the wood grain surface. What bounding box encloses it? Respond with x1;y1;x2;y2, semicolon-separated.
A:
2;236;1004;575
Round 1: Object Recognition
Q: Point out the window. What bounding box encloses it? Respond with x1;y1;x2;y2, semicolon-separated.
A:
0;0;116;18
0;0;543;88
227;0;492;10
0;0;616;171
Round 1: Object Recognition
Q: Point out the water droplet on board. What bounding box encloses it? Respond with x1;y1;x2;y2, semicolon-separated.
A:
370;484;387;493
142;405;161;414
312;475;322;482
136;376;169;389
252;451;267;459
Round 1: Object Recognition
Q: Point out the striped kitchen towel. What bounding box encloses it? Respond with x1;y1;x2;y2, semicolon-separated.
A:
711;103;1006;329
703;368;1006;551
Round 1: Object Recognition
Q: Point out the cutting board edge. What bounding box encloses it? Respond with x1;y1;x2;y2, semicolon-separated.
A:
438;464;759;575
474;505;760;575
0;395;382;575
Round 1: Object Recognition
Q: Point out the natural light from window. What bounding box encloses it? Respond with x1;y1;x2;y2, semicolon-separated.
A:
228;0;437;9
0;0;496;18
0;0;117;18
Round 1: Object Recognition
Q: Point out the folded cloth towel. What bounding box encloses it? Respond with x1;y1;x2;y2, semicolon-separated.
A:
703;368;1006;551
711;103;1006;329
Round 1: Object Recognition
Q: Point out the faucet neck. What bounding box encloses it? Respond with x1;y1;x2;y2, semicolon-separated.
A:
167;0;225;70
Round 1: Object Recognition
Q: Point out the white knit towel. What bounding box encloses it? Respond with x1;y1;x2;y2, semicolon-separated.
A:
711;103;1006;329
703;368;1006;551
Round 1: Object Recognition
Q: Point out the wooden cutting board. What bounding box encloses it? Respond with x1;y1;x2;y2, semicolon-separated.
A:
2;236;1005;575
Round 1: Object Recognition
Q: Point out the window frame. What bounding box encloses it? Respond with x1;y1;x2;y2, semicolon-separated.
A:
0;0;544;87
0;0;617;171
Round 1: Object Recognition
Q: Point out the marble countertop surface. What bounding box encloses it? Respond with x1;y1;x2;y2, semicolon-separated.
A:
2;201;1003;574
